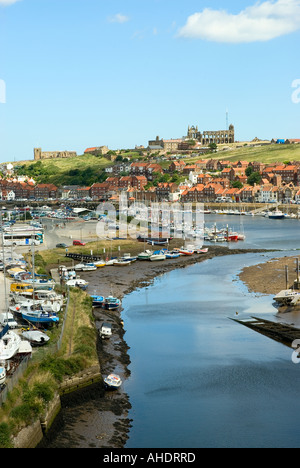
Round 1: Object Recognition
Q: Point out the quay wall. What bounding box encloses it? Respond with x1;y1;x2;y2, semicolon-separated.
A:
12;364;102;448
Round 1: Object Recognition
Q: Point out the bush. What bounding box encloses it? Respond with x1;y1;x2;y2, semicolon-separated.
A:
0;423;13;448
40;355;85;382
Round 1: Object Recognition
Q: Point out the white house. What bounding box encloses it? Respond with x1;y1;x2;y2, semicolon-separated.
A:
255;186;278;203
0;189;16;201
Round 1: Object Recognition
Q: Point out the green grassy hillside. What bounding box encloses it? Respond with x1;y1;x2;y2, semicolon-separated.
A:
12;143;300;187
215;143;300;163
14;154;113;186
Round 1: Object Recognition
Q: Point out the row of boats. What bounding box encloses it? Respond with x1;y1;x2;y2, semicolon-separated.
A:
68;247;210;272
0;248;68;387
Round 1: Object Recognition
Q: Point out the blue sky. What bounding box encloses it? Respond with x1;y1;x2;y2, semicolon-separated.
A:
0;0;300;162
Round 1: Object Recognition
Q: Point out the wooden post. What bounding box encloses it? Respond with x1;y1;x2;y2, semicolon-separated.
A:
285;265;289;290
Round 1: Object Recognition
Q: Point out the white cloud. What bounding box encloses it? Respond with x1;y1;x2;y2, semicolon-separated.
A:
178;0;300;43
108;13;130;24
0;0;21;5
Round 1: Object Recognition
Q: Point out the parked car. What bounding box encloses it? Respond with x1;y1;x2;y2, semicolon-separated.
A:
56;243;68;248
73;240;86;246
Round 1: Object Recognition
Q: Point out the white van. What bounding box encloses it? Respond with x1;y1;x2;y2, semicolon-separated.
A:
0;313;18;329
99;322;112;339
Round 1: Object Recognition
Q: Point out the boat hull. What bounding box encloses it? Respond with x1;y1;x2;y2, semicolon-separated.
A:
21;312;59;324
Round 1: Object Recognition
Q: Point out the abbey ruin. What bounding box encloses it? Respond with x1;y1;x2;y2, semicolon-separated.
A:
187;124;235;145
34;148;77;161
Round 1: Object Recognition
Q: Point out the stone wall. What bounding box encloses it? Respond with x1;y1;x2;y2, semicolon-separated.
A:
12;365;102;448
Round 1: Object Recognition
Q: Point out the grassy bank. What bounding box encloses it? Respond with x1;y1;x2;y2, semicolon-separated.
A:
0;287;98;448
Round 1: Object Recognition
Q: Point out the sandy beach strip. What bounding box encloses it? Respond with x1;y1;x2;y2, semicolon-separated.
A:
239;255;300;296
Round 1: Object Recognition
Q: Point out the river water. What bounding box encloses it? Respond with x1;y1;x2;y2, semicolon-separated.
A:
122;214;300;448
49;214;300;448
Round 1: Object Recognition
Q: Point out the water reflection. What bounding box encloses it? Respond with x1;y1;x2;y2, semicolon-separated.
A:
123;251;300;448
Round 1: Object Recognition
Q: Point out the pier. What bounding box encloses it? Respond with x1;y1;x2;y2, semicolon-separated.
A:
232;316;300;348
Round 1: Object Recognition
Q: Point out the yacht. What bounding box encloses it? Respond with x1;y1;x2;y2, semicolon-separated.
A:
0;328;22;361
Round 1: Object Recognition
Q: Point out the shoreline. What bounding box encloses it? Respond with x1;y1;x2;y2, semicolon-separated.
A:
239;255;300;296
52;244;269;448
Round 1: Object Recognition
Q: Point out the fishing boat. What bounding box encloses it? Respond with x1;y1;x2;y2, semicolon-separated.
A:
225;233;239;242
269;210;285;220
104;373;122;390
16;303;59;324
22;329;50;346
103;296;121;310
90;295;104;307
0;366;6;386
149;250;166;261
21;310;59;324
94;260;106;268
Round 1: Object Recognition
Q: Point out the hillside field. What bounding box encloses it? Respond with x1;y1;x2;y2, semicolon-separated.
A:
9;144;300;186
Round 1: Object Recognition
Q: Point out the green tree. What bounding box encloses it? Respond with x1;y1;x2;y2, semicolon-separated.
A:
209;143;217;152
247;171;262;186
245;166;254;177
232;180;243;189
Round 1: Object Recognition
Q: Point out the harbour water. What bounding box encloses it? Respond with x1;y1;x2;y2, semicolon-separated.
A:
123;214;300;448
46;214;300;448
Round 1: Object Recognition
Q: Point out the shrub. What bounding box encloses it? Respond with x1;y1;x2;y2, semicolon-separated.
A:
0;423;13;448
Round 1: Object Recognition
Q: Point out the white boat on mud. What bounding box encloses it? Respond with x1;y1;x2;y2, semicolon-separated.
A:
104;373;122;390
273;289;300;305
66;279;89;290
75;263;97;271
149;250;166;261
137;250;153;260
